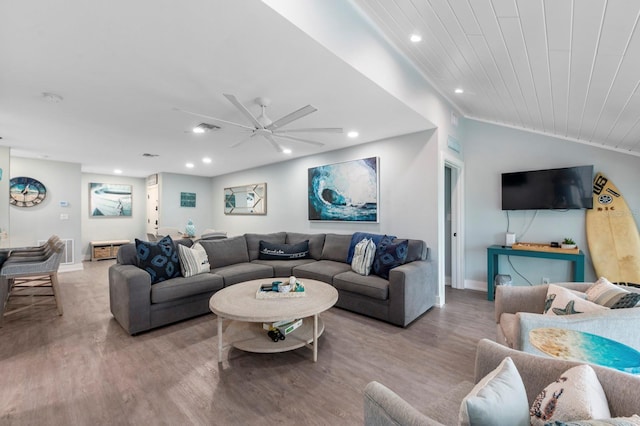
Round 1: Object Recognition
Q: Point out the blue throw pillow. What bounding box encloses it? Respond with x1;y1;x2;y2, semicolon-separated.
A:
258;240;310;260
135;236;181;284
372;235;408;279
346;232;392;263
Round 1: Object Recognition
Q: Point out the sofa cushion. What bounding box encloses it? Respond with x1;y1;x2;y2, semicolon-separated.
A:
333;270;389;300
544;284;608;316
346;232;388;263
286;232;325;260
245;232;286;261
200;236;249;268
459;356;529;426
135;236;182;284
178;243;210;278
252;259;315;277
372;236;408;279
293;260;351;284
320;233;352;262
258;240;310;260
211;262;273;286
530;364;610;426
351;238;376;276
151;273;224;304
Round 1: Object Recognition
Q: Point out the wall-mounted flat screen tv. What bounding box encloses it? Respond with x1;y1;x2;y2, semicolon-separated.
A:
501;165;594;210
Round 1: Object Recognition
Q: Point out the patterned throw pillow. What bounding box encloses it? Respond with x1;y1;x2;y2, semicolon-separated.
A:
351;238;376;276
135;236;181;284
178;242;210;278
372;235;408;280
544;285;608;316
258;240;310;260
586;277;640;309
530;365;610;426
459;357;530;426
544;415;640;425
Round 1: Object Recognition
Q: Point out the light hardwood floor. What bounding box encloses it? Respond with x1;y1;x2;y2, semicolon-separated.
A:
0;260;496;425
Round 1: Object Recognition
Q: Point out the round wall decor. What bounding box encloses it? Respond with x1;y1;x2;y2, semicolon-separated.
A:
9;176;47;207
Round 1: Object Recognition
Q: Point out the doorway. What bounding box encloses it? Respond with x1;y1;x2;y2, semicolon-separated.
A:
444;158;464;290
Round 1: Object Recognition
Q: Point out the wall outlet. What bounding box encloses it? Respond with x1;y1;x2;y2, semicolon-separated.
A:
542;277;550;284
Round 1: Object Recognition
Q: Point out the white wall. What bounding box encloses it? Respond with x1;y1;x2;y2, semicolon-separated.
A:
0;147;9;237
81;173;147;259
158;173;215;236
210;130;441;284
10;158;82;266
463;119;640;289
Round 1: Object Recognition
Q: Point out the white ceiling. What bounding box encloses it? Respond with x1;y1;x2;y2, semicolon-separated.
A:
3;0;640;179
0;0;430;178
354;0;640;157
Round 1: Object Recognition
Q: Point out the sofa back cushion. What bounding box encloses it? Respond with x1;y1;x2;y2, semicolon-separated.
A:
320;233;352;262
286;232;325;260
402;239;428;262
200;236;249;268
244;232;286;261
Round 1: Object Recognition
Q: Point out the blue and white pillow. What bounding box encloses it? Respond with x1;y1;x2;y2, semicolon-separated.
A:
135;236;181;284
178;242;210;277
351;238;376;276
372;235;408;279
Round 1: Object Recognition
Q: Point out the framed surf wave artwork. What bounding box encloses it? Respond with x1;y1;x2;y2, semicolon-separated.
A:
308;157;379;222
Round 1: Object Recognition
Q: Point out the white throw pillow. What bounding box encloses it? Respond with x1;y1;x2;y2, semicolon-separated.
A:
586;276;640;308
459;357;530;426
178;243;210;278
544;284;608;316
530;364;611;426
351;238;376;276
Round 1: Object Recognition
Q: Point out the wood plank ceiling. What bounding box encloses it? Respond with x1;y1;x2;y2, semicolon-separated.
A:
353;0;640;156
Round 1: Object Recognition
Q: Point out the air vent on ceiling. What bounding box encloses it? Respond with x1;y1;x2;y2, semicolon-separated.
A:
193;123;220;133
142;153;159;157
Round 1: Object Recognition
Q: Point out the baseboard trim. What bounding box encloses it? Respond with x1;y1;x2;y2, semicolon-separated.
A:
60;263;84;273
464;279;486;293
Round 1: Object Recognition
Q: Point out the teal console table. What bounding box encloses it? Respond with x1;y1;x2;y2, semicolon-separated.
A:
486;245;585;301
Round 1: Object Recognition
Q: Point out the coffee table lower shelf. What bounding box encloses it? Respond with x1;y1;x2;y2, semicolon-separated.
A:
219;316;324;361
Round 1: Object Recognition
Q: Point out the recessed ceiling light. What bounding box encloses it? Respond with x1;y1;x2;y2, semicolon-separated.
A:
347;131;359;138
186;163;194;168
282;148;292;154
410;34;422;43
202;157;212;164
114;169;122;174
193;127;205;134
454;88;464;94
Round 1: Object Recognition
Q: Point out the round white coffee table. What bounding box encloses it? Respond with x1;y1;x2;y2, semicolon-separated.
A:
209;278;338;362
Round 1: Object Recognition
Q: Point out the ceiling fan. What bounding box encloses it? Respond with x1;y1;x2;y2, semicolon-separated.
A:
176;94;343;152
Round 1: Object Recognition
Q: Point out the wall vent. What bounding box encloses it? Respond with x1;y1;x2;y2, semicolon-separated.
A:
38;238;74;265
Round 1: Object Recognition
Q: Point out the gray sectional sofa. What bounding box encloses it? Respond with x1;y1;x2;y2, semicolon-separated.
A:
108;232;435;335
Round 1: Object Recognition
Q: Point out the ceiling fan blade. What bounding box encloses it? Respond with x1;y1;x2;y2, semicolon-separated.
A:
173;107;254;130
267;105;317;130
274;127;343;134
274;134;325;147
264;134;285;152
229;133;256;148
223;94;263;129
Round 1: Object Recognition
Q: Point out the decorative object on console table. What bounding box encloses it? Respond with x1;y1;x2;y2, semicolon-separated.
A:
561;237;577;249
180;192;196;208
184;219;196;238
308;157;379;222
89;183;131;217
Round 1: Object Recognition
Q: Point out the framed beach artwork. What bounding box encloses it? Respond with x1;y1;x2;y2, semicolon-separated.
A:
180;192;196;208
89;183;132;217
308;157;379;222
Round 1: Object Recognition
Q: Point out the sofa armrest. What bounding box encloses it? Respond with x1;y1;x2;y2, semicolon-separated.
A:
364;381;445;426
517;308;640;352
108;264;152;335
388;260;435;327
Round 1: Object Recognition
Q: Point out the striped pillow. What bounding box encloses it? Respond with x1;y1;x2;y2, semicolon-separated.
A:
178;242;210;278
351;238;376;276
586;277;640;308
